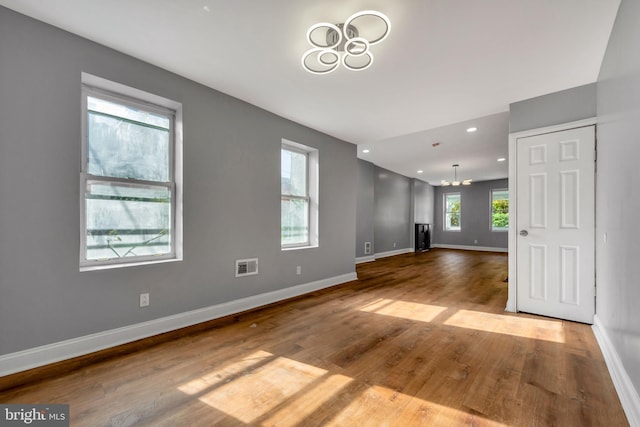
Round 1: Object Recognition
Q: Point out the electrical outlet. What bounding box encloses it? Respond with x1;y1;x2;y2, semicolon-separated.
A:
364;242;372;254
139;293;149;307
296;266;302;275
393;242;397;248
474;239;478;244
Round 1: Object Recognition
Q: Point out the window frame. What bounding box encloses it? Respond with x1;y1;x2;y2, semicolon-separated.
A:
281;139;318;250
443;192;461;232
80;73;183;270
490;188;509;232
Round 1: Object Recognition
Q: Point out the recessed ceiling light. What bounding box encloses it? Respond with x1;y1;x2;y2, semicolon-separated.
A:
203;5;211;12
417;170;423;174
466;127;477;133
362;149;370;153
497;157;506;162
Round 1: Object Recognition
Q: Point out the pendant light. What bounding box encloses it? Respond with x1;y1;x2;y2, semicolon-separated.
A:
441;164;472;186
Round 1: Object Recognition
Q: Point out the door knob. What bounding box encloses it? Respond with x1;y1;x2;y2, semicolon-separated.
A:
519;230;528;237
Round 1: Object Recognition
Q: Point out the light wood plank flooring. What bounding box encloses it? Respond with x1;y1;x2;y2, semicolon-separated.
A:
0;249;628;426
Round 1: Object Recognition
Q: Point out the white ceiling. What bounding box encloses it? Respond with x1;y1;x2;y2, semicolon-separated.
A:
0;0;620;185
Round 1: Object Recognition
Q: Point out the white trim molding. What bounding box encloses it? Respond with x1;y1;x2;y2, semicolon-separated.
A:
374;248;414;259
431;244;508;253
592;315;640;427
355;255;376;264
0;272;357;377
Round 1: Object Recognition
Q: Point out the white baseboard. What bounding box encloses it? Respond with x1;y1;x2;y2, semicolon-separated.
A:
431;244;508;253
356;249;415;265
374;248;414;259
592;315;640;427
0;272;357;377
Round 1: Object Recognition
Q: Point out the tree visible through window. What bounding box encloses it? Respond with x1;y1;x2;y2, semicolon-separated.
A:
281;140;318;249
80;79;181;269
491;189;509;231
281;145;310;247
444;193;461;231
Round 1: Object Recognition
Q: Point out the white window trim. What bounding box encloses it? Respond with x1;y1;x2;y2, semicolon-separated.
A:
443;192;461;232
491;188;509;232
80;73;183;271
281;139;318;250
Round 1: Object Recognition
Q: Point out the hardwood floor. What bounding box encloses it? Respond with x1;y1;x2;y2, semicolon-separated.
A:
0;249;628;426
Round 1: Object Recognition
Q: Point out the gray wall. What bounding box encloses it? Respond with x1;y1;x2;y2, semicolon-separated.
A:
432;179;508;249
0;7;356;355
509;83;596;132
356;159;375;258
413;179;435;224
410;179;435;248
356;161;434;257
595;0;640;401
374;167;412;253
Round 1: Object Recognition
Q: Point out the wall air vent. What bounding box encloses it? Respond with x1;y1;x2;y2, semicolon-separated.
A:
235;258;258;277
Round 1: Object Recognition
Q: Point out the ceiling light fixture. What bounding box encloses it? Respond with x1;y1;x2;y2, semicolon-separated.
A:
497;157;506;162
362;149;370;153
441;164;472;186
302;10;391;74
466;127;477;133
417;170;423;174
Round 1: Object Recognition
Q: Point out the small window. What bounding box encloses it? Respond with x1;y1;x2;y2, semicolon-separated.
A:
491;189;509;231
281;140;318;249
444;193;461;231
80;74;182;269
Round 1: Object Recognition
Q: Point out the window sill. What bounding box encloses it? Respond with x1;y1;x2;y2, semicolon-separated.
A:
281;244;319;252
80;257;182;272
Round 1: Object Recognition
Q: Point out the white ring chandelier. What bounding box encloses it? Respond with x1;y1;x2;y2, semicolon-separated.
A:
302;10;391;74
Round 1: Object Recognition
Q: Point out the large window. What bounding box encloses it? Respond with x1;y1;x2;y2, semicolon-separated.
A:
281;140;318;249
491;189;509;231
444;193;461;231
80;74;182;269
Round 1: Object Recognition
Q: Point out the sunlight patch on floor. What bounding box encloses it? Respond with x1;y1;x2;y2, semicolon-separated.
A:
180;352;327;424
260;374;353;426
325;384;509;427
444;310;565;343
178;350;274;395
359;299;448;323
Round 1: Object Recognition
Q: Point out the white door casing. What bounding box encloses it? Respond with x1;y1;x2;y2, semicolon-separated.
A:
507;121;595;324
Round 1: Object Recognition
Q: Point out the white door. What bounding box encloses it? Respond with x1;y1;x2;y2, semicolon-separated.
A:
516;125;595;323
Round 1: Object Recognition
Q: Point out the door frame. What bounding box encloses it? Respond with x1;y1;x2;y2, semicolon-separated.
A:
506;117;596;313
